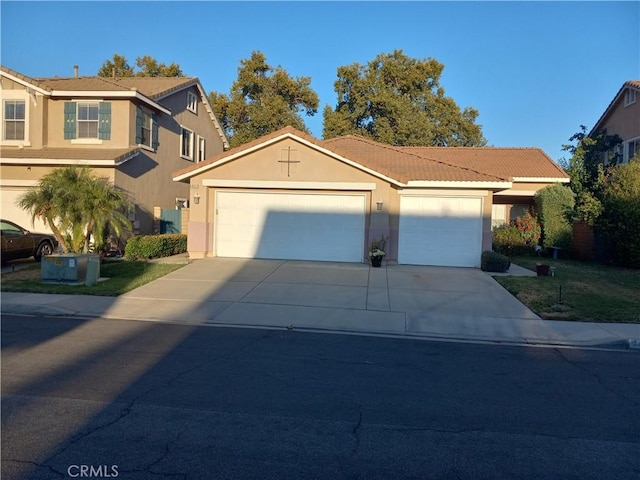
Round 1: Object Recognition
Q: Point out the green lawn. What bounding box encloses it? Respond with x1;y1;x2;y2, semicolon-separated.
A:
495;256;640;323
0;260;185;296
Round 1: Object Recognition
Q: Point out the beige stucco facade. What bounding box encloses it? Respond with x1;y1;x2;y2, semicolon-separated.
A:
180;136;497;263
1;67;227;236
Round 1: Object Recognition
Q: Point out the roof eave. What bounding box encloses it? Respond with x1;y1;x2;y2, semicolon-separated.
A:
0;69;50;95
51;90;171;115
512;177;570;183
0;151;140;167
405;180;513;189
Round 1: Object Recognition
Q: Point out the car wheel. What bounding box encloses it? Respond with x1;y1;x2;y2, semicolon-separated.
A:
35;241;54;262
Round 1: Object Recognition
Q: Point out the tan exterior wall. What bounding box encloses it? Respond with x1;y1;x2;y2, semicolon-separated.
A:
1;79;226;236
184;137;497;261
599;95;640;142
46;98;131;148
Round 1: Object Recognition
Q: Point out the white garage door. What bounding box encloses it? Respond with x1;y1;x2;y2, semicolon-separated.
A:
215;191;366;262
398;196;483;267
1;187;51;233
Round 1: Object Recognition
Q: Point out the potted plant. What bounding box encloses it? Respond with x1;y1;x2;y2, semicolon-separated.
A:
369;235;387;268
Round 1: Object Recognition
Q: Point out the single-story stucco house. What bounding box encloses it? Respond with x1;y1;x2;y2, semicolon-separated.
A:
172;126;569;268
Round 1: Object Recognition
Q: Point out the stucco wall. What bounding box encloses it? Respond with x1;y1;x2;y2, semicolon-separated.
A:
184;137;496;261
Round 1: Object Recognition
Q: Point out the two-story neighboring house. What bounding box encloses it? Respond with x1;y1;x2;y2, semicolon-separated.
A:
590;80;640;164
0;65;228;237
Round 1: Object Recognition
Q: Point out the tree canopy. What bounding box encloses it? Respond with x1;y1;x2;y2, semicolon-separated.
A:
208;51;319;148
323;50;486;147
560;125;622;224
97;53;184;78
18;166;133;253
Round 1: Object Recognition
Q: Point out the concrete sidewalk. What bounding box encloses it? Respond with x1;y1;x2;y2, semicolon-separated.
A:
1;257;639;350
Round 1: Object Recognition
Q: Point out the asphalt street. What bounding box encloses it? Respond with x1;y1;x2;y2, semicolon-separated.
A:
2;314;639;480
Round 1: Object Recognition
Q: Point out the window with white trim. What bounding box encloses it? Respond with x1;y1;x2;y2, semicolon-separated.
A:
624;88;637;107
180;126;194;160
3;99;25;141
64;101;111;141
624;137;639;163
1;90;30;145
197;135;206;162
77;102;99;138
187;91;197;113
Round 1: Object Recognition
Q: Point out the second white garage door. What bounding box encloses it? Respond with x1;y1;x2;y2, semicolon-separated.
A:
215;191;366;262
398;196;483;267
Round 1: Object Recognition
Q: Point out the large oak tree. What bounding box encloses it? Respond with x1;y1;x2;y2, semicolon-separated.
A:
323;50;486;147
97;54;184;78
209;51;319;148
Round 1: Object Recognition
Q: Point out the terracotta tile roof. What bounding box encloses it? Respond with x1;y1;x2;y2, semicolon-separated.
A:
323;136;507;183
0;146;140;163
402;146;569;180
626;80;640;89
174;126;567;184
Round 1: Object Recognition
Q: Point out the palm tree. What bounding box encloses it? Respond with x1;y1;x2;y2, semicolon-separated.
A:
80;176;132;253
17;166;133;253
17;182;69;252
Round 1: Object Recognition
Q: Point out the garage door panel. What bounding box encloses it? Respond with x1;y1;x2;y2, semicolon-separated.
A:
215;192;365;262
398;196;482;267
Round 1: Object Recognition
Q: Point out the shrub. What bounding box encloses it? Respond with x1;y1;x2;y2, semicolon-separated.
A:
492;224;536;256
597;161;640;268
481;251;511;272
514;211;541;246
534;184;575;249
124;234;187;260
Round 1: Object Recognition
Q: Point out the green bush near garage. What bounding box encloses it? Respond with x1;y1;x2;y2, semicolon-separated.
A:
124;234;187;260
481;250;511;273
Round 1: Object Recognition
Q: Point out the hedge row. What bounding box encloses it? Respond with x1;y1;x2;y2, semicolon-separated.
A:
124;234;187;260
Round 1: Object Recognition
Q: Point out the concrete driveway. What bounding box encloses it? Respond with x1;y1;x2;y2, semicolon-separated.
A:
107;258;540;337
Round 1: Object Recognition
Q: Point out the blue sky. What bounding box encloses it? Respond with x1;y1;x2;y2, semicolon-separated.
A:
1;1;638;163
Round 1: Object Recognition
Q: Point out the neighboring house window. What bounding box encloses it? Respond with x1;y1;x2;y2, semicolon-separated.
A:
3;100;25;140
135;106;159;150
603;144;623;165
625;138;640;163
187;91;197;113
180;126;194;160
624;89;637;107
64;101;111;141
197;135;206;162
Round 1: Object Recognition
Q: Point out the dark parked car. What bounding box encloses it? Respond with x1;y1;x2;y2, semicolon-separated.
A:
1;219;59;263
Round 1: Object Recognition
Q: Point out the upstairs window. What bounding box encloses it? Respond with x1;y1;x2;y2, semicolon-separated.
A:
135;106;159;150
64;101;111;141
624;89;637;107
187;91;197;113
77;103;99;138
180;126;194;160
3;99;25;141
